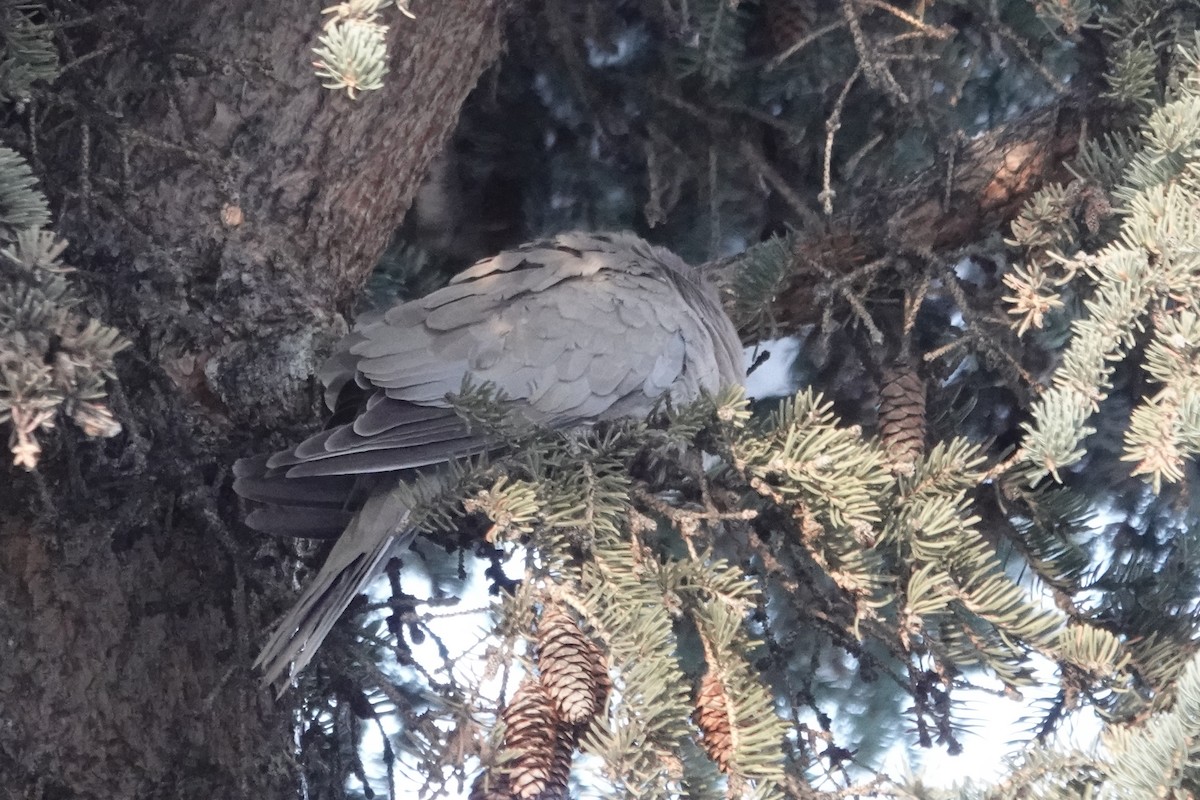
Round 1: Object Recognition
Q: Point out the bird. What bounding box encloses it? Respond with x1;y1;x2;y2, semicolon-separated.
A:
234;231;746;689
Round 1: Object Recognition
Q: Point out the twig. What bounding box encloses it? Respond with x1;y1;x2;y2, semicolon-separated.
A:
940;272;1039;386
902;274;930;339
716;100;810;141
57;38;131;77
942;130;963;211
739;139;811;222
79;121;91;218
804;252;890;344
839;0;909;104
767;18;846;71
987;17;1069;94
842;131;884;180
631;483;759;526
860;0;954;39
820;66;862;215
349;641;415;712
984;449;1024;481
843;283;885;344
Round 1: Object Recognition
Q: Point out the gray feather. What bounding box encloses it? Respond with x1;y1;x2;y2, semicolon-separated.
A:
254;489;415;691
245;505;355;539
282;437;482;477
350;400;459;438
235;230;746;691
233;470;358;506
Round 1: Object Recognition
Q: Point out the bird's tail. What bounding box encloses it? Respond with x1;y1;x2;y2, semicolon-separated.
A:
254;487;414;692
232;454;379;539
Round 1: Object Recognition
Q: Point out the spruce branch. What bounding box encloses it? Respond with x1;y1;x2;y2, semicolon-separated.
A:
313;17;388;99
1009;37;1200;485
690;603;789;798
1121;311;1200;492
1102;650;1200;798
728;232;796;337
0;2;58;102
0;145;49;236
670;0;751;86
0;217;127;467
312;0;415;98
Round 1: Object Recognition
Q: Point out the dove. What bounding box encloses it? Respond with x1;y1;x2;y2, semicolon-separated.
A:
234;231;745;689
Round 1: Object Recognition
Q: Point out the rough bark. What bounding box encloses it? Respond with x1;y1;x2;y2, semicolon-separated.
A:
0;0;516;796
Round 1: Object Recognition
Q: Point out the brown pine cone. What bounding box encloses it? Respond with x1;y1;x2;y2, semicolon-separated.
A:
879;357;927;470
537;606;610;726
694;670;733;773
496;680;575;800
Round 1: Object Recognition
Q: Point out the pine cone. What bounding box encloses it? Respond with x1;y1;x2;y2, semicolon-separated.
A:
590;657;611;721
878;358;927;470
694;670;733;773
542;723;575;800
1077;184;1112;234
468;770;510;800
498;680;573;800
537;606;609;726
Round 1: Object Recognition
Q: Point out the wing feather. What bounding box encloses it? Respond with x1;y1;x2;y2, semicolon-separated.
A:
556;348;594;382
245;505;356;538
236;231;749;688
241;231;744;523
270;420;475;469
283;437;482;477
233;471;359;506
351;395;450;437
289;416;468;461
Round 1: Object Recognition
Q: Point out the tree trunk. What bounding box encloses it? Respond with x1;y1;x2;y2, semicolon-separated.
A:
0;0;517;796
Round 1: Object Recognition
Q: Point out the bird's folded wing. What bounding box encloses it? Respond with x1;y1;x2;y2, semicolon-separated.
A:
236;231;747;688
351;234;724;426
236;233;740;538
232;398;482;536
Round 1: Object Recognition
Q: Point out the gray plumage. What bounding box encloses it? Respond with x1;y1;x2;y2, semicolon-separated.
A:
234;231;745;690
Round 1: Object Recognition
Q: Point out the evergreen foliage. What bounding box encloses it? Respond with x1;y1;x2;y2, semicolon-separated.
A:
312;0;415;99
0;8;124;470
13;0;1200;797
1007;37;1200;487
0;145;126;469
307;2;1200;796
0;1;57;102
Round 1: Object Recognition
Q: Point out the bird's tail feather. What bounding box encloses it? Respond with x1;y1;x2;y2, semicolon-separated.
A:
254;488;414;692
233;455;380;539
